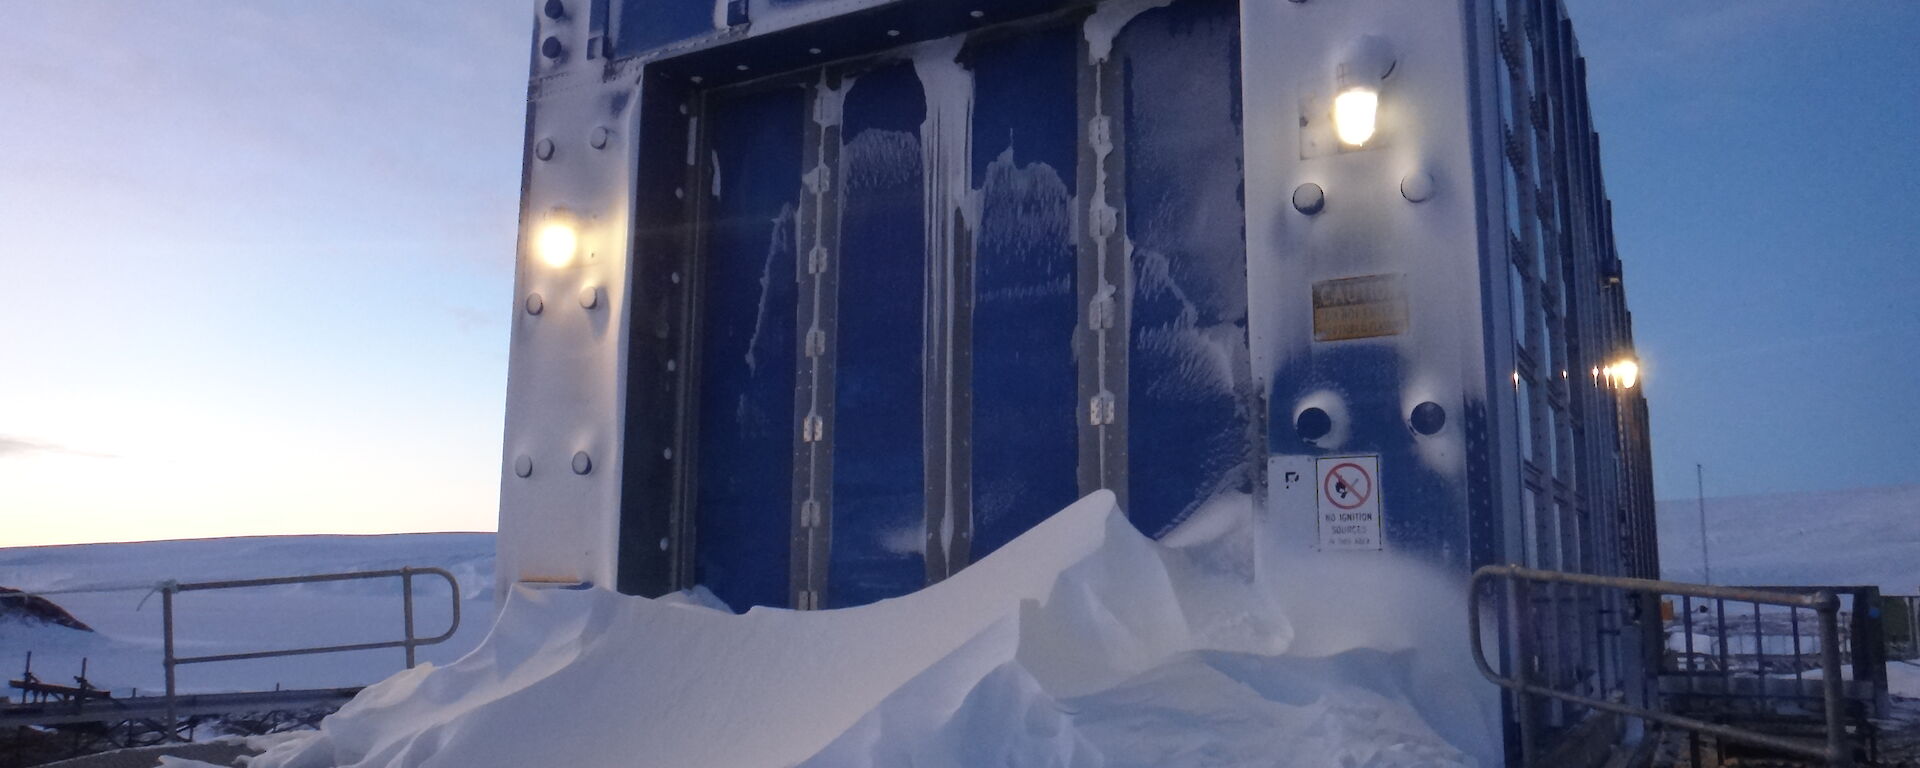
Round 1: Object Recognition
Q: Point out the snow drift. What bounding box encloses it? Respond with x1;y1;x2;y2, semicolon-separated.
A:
248;492;1496;768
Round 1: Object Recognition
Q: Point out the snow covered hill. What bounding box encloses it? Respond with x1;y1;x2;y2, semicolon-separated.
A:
1656;483;1920;593
0;533;493;696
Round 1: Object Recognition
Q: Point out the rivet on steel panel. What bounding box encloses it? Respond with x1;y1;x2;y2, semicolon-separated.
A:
571;451;592;475
1292;183;1325;215
1401;171;1436;203
1410;401;1446;435
514;455;533;478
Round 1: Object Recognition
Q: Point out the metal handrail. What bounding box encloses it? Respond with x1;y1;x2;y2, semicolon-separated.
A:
1469;564;1849;767
160;566;460;738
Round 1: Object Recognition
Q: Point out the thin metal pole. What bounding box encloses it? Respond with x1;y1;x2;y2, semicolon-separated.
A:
1512;577;1538;767
162;585;177;740
1696;463;1711;585
1792;606;1805;689
401;568;417;669
1683;595;1697;705
1817;593;1851;767
1754;601;1767;712
1728;599;1743;702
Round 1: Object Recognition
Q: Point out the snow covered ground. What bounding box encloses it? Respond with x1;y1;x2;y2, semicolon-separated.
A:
240;491;1499;768
9;483;1914;766
1657;483;1920;593
0;533;493;695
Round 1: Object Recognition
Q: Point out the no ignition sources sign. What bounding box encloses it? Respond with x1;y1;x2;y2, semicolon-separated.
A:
1316;456;1383;550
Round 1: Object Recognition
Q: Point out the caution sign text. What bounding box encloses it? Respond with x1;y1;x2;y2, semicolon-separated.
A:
1312;274;1407;342
1316;455;1384;550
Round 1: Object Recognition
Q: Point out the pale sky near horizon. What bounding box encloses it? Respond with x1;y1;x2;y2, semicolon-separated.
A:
3;2;1916;547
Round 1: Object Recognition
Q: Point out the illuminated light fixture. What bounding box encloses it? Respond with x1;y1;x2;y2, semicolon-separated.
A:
1334;89;1379;146
1602;359;1640;390
535;213;579;268
1333;35;1395;148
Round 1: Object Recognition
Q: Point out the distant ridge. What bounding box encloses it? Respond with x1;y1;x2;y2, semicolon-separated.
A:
1657;483;1920;593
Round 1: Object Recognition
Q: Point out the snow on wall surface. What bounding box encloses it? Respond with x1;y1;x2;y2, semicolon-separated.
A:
247;492;1498;768
1240;0;1486;568
829;60;932;607
1114;0;1256;537
507;0;1512;617
966;25;1082;559
692;85;808;612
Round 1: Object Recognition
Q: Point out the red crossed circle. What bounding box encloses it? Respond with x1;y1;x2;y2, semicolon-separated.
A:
1323;462;1372;510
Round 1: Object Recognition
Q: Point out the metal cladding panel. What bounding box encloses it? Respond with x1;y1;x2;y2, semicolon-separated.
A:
1239;0;1489;570
1115;0;1254;538
965;27;1082;561
613;0;714;58
827;62;930;608
693;86;807;612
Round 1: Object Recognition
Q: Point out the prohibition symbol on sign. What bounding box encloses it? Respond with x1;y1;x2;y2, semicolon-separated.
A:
1315;455;1383;551
1323;462;1372;510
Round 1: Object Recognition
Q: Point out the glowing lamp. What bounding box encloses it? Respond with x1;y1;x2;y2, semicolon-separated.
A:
1334;88;1379;146
1602;359;1640;390
1333;35;1395;148
536;220;578;268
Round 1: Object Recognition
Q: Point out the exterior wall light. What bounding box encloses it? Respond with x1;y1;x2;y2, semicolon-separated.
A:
535;213;579;268
1334;89;1379;146
1603;359;1640;390
1334;36;1395;148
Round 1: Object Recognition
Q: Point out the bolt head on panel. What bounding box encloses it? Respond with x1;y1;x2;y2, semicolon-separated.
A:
1401;172;1435;203
514;455;533;478
1410;401;1447;435
543;0;566;20
578;285;599;309
535;138;555;161
541;36;564;60
590;126;610;149
571;451;592;475
1292;183;1325;215
525;293;544;315
1296;407;1333;440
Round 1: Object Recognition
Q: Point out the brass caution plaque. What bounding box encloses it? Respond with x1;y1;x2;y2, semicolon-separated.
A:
1312;274;1407;342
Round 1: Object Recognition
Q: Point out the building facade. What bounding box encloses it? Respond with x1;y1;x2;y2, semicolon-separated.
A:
495;0;1657;762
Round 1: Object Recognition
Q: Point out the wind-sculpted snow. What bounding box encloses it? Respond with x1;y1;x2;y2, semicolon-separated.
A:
248;494;1493;768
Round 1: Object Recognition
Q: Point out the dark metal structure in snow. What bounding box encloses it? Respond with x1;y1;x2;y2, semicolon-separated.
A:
496;0;1660;764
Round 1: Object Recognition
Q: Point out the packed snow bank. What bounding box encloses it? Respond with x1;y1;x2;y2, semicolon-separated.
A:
250;492;1494;768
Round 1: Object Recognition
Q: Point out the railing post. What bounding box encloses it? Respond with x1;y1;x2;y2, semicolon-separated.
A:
401;567;417;669
1510;573;1538;767
161;583;178;740
1816;591;1849;767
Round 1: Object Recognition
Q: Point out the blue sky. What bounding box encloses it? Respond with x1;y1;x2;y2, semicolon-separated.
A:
1563;0;1920;500
0;2;528;545
1;2;1915;546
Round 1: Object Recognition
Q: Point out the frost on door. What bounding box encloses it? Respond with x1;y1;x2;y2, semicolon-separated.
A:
679;0;1250;612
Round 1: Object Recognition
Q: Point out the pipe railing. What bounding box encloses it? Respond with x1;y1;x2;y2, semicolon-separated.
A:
1469;564;1849;767
161;566;460;738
